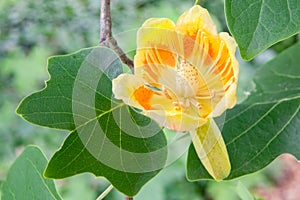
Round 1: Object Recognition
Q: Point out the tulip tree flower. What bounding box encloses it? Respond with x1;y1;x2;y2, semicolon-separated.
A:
112;5;239;181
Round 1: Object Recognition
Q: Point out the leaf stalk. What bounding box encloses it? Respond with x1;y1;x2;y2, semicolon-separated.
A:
96;184;114;200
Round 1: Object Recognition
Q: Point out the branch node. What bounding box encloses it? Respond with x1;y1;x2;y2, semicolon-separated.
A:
100;0;134;71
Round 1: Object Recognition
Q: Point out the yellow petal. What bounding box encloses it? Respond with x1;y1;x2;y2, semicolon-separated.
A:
174;5;217;60
210;33;239;116
136;18;176;51
193;32;236;89
190;119;231;181
176;5;217;39
179;32;238;118
112;73;178;112
219;32;239;85
135;18;178;84
176;5;218;59
147;110;207;132
173;6;238;116
112;73;146;110
212;82;237;117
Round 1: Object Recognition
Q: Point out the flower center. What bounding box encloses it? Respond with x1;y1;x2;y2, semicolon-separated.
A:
175;59;202;106
177;60;201;96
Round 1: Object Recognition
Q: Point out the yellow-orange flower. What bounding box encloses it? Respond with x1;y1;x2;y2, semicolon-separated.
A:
112;5;239;180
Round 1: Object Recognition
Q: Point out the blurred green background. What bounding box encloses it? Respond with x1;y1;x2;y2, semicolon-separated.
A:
0;0;298;199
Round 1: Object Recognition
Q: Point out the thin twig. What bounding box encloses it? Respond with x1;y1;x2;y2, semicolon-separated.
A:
96;184;114;200
100;0;111;46
109;37;134;70
100;0;134;71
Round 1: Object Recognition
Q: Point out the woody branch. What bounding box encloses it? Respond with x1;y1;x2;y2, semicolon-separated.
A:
100;0;134;71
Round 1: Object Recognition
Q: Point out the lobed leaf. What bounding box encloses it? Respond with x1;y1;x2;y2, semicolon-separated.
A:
17;47;167;196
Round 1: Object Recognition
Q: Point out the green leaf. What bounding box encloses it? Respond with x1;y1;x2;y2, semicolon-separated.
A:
225;0;300;60
187;43;300;180
1;146;61;200
17;47;167;196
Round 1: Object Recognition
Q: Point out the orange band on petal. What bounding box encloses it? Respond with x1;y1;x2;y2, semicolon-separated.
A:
133;85;155;110
135;47;177;67
206;33;237;90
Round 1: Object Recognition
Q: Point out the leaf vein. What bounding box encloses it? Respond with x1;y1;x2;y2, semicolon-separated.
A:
232;102;300;173
26;158;58;199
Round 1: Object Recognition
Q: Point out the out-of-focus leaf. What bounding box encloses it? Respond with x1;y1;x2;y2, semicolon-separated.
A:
187;43;300;180
17;47;167;196
1;146;61;200
236;181;255;200
225;0;300;60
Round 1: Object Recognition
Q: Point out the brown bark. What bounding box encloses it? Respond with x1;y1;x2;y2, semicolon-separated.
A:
100;0;134;71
